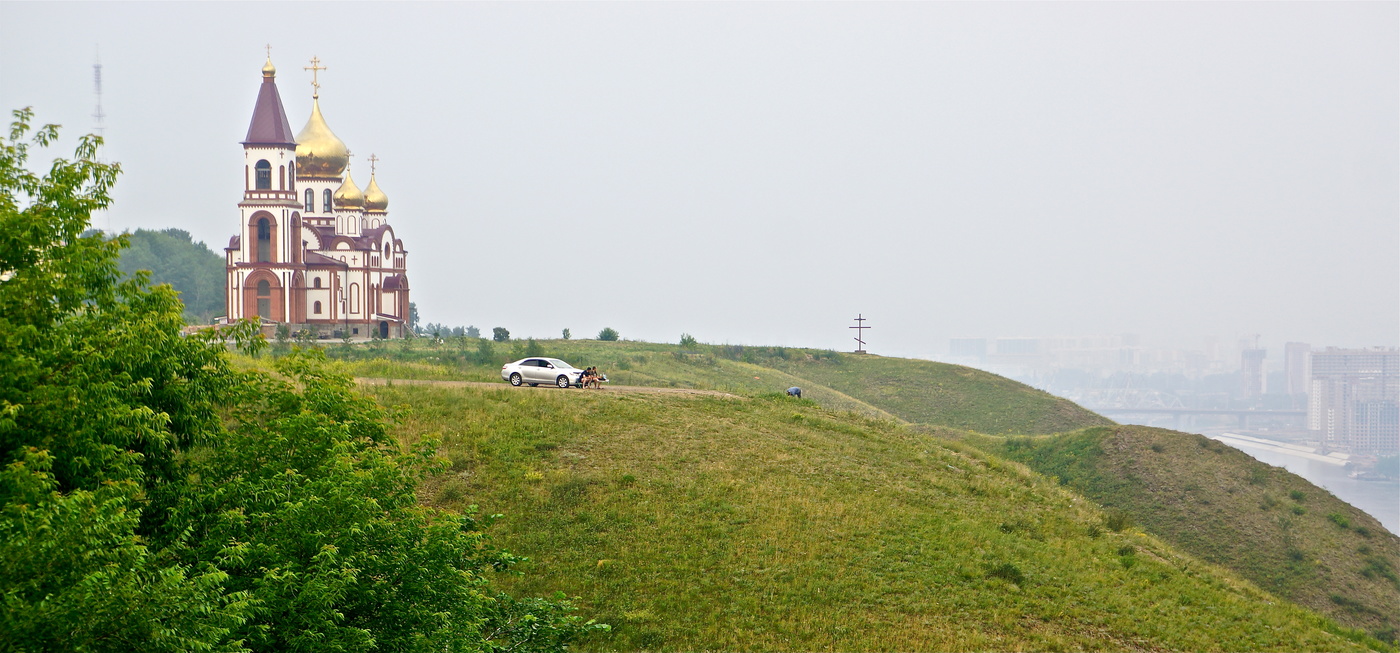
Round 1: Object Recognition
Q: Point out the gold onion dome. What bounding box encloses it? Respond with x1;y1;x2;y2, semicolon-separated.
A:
364;174;389;213
333;171;365;209
262;58;276;78
295;99;348;178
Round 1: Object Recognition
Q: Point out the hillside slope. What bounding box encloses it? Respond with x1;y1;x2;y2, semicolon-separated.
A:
334;338;1108;434
990;426;1400;643
361;381;1375;651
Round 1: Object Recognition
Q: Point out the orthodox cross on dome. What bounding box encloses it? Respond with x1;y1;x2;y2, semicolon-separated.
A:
368;154;379;175
265;44;272;59
304;56;327;98
345;150;353;170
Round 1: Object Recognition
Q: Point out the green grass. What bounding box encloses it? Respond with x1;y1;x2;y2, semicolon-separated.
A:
359;381;1375;651
988;426;1400;644
329;337;1108;434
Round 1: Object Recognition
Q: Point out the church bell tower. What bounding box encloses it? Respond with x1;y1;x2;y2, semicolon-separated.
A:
228;53;303;323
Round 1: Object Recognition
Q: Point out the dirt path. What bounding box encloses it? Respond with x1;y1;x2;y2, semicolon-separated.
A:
354;377;739;398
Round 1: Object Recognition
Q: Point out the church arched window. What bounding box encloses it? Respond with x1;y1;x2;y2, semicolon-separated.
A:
278;165;285;190
313;277;322;289
256;280;271;317
323;189;333;212
256;218;271;262
304;189;314;212
255;160;271;190
313;300;322;315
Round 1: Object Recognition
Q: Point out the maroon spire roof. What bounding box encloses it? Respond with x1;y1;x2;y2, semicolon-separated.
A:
243;70;295;146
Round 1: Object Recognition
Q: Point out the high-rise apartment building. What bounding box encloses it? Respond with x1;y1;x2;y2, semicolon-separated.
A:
1284;342;1311;396
1308;348;1399;454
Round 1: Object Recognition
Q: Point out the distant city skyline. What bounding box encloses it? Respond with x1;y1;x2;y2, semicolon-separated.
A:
2;2;1395;358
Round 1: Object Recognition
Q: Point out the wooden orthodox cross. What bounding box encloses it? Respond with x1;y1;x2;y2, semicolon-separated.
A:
850;314;869;354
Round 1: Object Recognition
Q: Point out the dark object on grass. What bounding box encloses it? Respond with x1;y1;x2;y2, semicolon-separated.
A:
787;387;802;398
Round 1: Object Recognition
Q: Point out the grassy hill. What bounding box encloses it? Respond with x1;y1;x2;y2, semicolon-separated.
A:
321;337;1397;647
353;380;1376;651
331;338;1108;434
986;426;1400;643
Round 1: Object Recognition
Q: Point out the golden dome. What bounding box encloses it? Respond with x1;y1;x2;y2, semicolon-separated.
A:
294;98;348;178
364;174;389;213
262;57;276;78
333;171;365;209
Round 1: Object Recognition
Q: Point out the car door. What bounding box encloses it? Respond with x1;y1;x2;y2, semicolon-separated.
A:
539;360;561;384
522;359;545;383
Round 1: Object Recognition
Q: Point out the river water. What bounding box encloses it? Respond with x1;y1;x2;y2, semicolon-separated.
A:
1211;439;1399;535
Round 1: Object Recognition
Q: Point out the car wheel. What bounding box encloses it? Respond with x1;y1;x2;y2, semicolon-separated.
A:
557;375;571;388
509;373;523;387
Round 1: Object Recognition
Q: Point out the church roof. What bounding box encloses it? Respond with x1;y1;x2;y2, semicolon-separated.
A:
356;225;391;248
243;62;296;146
303;251;348;268
227;235;241;250
382;274;408;290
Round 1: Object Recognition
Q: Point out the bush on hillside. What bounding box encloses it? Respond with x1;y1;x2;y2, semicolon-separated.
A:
598;327;619;341
493;327;511;342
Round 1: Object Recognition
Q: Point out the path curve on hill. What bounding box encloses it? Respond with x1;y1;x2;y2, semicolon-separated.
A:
355;377;739;398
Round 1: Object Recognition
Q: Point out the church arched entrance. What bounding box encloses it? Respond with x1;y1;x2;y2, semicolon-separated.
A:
379;321;389;339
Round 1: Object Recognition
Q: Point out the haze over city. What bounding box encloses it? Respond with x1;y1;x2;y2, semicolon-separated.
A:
2;2;1395;359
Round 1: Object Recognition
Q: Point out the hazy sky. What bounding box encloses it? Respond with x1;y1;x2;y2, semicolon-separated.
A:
3;2;1396;359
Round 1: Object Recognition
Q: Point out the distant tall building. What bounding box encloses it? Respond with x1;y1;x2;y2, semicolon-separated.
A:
1307;348;1399;454
1241;348;1267;399
948;338;987;362
1284;342;1311;396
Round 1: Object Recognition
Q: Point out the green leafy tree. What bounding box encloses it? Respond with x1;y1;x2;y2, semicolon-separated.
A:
408;301;420;334
0;107;251;649
114;228;226;324
597;327;619;341
474;338;496;365
680;333;697;347
493;327;511;342
0;108;602;652
562;328;571;340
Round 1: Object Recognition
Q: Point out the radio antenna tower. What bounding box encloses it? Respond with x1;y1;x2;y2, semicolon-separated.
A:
91;48;109;232
92;49;106;139
850;314;870;354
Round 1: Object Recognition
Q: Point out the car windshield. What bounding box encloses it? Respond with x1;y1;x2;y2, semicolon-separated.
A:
545;358;574;369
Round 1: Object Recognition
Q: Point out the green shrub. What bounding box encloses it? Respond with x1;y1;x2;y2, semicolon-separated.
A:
598;327;620;341
984;562;1025;585
679;333;697;347
1289;489;1306;502
1105;509;1133;533
1328;512;1352;529
492;327;511;342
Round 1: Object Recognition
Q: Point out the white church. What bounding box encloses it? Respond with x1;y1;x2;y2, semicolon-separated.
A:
223;55;410;340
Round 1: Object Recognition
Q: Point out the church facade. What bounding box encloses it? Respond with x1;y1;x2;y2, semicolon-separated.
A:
223;56;409;340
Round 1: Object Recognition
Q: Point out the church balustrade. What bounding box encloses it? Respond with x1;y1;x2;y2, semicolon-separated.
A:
243;190;297;201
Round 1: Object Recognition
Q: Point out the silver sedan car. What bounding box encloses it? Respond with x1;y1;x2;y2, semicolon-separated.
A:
501;357;584;388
